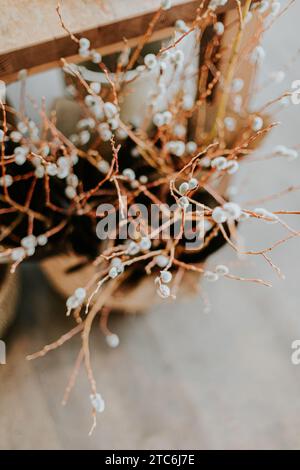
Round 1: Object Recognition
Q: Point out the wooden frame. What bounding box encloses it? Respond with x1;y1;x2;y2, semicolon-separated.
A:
0;0;258;83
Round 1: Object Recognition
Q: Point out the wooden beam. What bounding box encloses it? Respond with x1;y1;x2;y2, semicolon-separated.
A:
0;0;258;83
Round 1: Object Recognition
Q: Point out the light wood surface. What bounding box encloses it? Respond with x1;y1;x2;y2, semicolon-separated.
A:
1;0;300;450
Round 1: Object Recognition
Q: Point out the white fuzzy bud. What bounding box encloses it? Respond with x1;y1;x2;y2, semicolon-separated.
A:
166;140;185;157
97;160;110;174
110;258;124;275
173;124;186;138
153;113;165;127
200;157;211;168
157;284;171;299
204;271;219;282
139;175;148;184
67;174;79;188
257;0;270;14
223;202;241;220
37;234;48;246
116;127;128;140
66;295;81;310
79;130;91;145
109;266;119;279
10;131;22;143
226;160;239;175
204;219;213;232
254;207;279;223
233;95;243;113
182;94;194;111
35;166;45;178
110;257;122;268
214;21;224;35
155;255;169;268
172;50;184;66
231;78;244;93
273;145;298;161
160;270;173;283
90;393;105;413
209;0;228;11
175;19;189;33
270;70;285;83
211;156;228;171
74;287;86;301
122;168;136;181
57;166;69;180
215;264;229;276
127;241;140;256
46;163;58;177
179;182;189;195
139;237;152;251
17;121;28;134
271;2;281;16
212;207;227;224
15;146;29;165
0;174;13;187
106;334;120;348
178;196;189;210
91;50;102;64
79;48;90;58
144;53;158;70
238;212;250;221
186;141;197;154
84;95;97;108
99;128;112;142
21;235;37;250
161;0;172;10
79;37;90;50
65;186;77;199
11;247;26;261
108;118;119;130
71;152;79;165
252;116;263;131
251;45;266;64
188;178;198;190
224;117;236;132
163;111;172;125
26;247;36;257
90;81;101;94
104;102;118;119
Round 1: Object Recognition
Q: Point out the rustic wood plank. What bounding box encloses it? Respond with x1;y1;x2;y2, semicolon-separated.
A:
0;0;257;83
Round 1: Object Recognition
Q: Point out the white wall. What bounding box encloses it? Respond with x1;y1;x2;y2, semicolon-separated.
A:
7;68;65;122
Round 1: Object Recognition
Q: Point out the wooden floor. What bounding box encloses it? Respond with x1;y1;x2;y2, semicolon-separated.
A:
1;248;300;450
1;2;300;450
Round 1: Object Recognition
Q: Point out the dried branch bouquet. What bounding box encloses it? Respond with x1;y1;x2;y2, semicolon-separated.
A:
0;0;298;433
